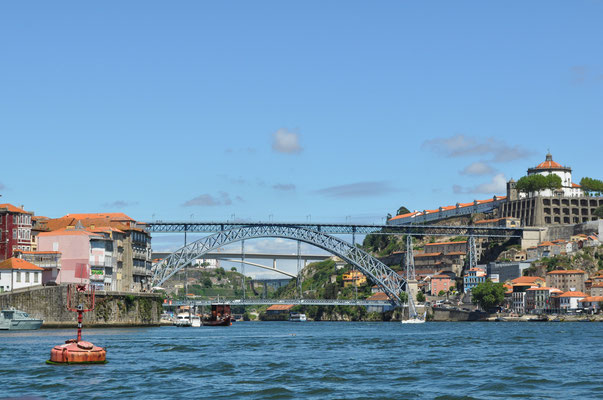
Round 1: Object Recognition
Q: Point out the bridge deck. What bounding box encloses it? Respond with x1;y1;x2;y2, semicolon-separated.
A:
164;299;400;307
147;221;531;237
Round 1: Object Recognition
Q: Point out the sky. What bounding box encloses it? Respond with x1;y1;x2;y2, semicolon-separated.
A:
1;2;602;275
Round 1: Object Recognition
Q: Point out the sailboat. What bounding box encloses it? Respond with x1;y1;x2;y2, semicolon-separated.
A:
401;297;425;324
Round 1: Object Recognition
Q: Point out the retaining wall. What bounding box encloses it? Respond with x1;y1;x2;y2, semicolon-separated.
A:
0;286;162;327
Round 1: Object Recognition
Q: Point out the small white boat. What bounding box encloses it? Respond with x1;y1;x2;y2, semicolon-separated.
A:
401;317;425;324
173;313;192;327
0;308;43;330
289;312;307;322
191;315;201;328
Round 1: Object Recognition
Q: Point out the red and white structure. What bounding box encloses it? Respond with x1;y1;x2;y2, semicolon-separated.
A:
0;204;33;261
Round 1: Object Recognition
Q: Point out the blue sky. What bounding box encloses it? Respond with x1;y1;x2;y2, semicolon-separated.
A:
1;1;602;228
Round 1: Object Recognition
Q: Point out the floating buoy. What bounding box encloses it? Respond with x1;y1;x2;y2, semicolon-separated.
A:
47;284;107;365
47;339;107;365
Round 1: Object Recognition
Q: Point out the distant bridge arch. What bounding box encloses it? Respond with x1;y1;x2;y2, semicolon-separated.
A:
151;225;406;306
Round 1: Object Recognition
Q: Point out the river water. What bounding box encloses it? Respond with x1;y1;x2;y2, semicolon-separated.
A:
1;322;601;399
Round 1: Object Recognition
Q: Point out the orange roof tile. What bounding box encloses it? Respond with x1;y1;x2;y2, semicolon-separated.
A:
13;250;61;255
0;258;44;271
425;241;467;246
560;291;587;298
367;292;389;301
0;204;30;214
547;269;586;275
431;274;452;279
63;212;134;221
511;276;545;284
579;296;603;303
414;252;442;258
266;304;294;311
447;251;466;256
38;228;103;238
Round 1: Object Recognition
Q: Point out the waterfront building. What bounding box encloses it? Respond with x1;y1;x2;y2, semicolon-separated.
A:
342;270;367;288
41;213;152;292
511;276;546;287
559;291;588;311
545;270;586;293
0;204;33;261
0;257;44;292
590;283;603;297
366;292;395;313
463;268;486;293
430;274;453;296
525;287;561;314
264;304;294;321
37;227;112;288
579;296;603;312
14;250;61;285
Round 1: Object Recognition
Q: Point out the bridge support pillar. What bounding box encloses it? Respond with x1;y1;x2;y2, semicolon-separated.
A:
406;279;418;303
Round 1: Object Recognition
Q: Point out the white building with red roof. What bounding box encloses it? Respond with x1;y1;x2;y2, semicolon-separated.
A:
524;153;583;198
0;257;44;292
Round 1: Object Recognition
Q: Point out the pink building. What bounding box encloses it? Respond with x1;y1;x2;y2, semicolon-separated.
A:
431;274;453;296
37;228;107;286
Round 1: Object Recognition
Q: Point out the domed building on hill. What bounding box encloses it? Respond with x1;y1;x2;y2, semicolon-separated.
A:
501;153;601;226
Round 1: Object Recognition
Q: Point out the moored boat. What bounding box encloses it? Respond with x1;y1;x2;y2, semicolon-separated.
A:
289;312;307;322
0;308;43;330
202;304;231;326
173;313;192;327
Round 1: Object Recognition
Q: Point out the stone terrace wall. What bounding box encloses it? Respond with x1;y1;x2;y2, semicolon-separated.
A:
0;286;162;327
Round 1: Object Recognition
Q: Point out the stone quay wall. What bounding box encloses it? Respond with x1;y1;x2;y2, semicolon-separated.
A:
0;286;163;328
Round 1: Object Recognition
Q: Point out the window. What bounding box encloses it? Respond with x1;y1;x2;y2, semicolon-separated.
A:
13;229;16;239
25;272;30;283
34;273;38;283
16;272;21;282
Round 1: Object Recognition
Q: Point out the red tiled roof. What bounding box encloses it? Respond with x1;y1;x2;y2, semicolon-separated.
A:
414;252;442;258
425;241;467;246
266;304;294;311
447;251;466;256
0;204;30;214
547;269;586;275
38;228;103;238
572;182;581;188
511;276;544;284
580;296;603;303
432;274;452;279
0;258;44;271
560;291;587;298
534;159;563;169
63;212;134;221
367;292;389;301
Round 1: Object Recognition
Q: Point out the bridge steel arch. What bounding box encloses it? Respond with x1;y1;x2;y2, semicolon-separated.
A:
151;225;407;306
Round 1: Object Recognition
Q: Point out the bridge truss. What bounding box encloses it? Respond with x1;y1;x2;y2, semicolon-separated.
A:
147;221;526;238
151;225;407;306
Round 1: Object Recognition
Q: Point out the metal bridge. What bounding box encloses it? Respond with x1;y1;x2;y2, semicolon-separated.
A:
164;299;395;307
151;224;407;306
147;220;528;238
150;220;531;308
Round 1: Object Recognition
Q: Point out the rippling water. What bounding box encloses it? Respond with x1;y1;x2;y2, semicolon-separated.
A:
1;322;602;399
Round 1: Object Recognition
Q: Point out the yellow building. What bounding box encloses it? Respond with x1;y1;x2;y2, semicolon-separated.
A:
342;270;367;287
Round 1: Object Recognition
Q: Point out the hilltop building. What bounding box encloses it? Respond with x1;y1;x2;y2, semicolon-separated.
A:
0;257;44;292
388;153;602;228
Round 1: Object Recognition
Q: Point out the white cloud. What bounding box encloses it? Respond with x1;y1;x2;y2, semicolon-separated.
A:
453;173;507;195
272;129;302;154
460;161;496;176
315;181;397;198
422;134;533;162
182;192;237;207
273;183;296;191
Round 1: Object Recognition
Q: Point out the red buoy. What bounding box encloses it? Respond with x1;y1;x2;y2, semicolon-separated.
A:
47;284;107;365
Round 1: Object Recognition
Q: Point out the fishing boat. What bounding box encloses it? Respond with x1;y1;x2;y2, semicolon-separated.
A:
289;312;307;322
202;304;231;326
0;308;43;330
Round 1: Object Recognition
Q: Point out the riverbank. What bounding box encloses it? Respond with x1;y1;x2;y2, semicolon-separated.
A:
0;286;163;327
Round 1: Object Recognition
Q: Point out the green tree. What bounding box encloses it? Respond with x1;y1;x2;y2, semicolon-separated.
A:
416;291;426;303
580;177;603;196
396;206;411;216
471;280;506;311
438;290;446;297
203;277;213;288
595;205;603;219
516;174;561;195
